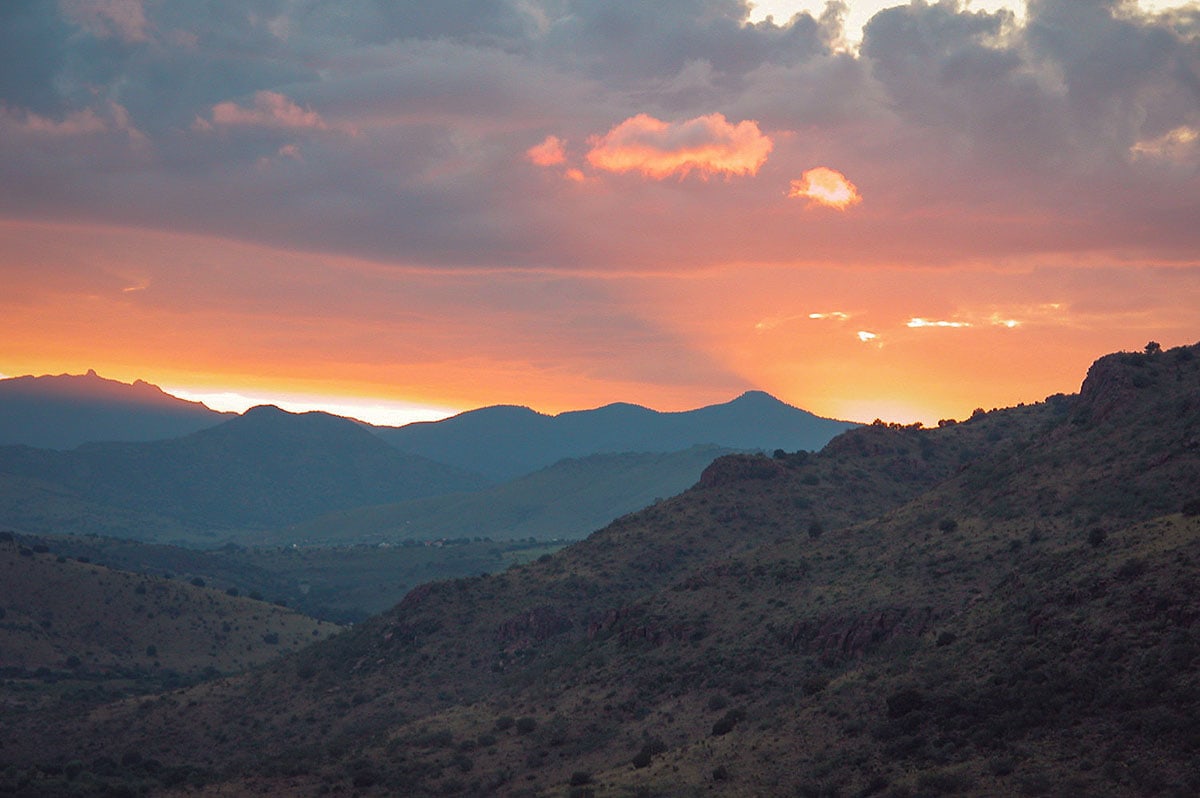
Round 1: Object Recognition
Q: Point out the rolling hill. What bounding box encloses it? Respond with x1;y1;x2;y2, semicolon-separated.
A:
370;390;857;481
0;535;338;678
3;343;1198;797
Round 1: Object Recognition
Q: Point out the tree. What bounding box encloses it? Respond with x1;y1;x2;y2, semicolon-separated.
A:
1145;341;1162;355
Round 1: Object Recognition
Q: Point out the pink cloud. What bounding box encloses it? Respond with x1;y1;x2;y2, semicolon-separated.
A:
206;91;329;131
585;113;773;179
3;107;107;137
526;135;568;167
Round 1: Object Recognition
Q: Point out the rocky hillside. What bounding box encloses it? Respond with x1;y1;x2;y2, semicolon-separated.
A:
2;343;1198;797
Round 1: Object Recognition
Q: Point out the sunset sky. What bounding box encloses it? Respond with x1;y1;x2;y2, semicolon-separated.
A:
2;0;1198;426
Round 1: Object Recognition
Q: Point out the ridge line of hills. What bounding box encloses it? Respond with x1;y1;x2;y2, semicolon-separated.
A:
0;374;857;546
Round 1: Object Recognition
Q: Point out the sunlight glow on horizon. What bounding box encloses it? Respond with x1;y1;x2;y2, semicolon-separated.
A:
165;387;459;428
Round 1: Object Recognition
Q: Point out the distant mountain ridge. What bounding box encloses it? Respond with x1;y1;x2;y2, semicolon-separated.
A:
0;370;230;449
0;405;487;541
370;390;857;481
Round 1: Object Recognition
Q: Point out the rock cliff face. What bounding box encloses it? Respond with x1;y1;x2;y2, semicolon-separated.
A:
1076;343;1198;425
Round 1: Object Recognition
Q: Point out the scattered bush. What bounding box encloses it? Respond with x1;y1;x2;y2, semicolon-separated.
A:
712;708;746;736
515;717;537;735
886;689;925;718
1088;527;1107;548
569;771;592;785
494;716;514;732
190;577;206;588
938;519;959;534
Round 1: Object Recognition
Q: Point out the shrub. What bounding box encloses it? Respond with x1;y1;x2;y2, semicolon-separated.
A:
515;717;537;735
712;765;730;782
938;518;958;534
886;689;924;718
145;645;158;658
807;520;824;539
1088;527;1107;548
569;771;592;785
712;708;745;736
494;716;514;732
190;577;206;588
1182;498;1200;517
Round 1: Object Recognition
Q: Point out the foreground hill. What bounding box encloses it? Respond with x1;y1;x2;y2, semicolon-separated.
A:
0;370;229;449
0;535;338;679
3;343;1198;797
0;405;487;544
291;445;735;544
371;390;857;481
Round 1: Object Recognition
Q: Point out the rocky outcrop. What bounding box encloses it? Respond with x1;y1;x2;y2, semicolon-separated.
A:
786;606;940;661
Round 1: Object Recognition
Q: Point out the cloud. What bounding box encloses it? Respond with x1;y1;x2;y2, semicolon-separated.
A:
526;135;568;167
1131;126;1200;162
585;113;773;179
906;317;970;329
59;0;149;43
2;106;106;136
856;330;877;343
203;91;330;132
787;167;861;209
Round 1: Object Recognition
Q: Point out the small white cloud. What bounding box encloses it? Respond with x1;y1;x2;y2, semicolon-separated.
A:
907;317;971;329
856;330;877;343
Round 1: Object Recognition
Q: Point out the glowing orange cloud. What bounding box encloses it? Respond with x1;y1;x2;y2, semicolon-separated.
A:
586;113;772;179
202;91;329;131
526;135;568;167
788;167;862;210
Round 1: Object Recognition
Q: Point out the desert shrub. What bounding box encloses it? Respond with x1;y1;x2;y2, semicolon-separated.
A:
515;717;537;735
938;519;958;534
886;689;925;718
712;708;745;736
808;520;824;539
570;771;593;785
707;694;729;711
145;645;157;657
713;765;730;781
1088;527;1107;548
494;715;514;732
190;577;206;587
1182;498;1200;517
936;632;957;647
262;632;280;645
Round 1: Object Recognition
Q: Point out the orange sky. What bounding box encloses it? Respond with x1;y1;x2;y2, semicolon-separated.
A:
2;2;1198;426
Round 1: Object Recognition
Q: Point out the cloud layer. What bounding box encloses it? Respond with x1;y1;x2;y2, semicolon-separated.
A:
1;0;1198;422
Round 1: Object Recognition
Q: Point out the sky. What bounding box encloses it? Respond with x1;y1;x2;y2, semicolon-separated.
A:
1;0;1199;426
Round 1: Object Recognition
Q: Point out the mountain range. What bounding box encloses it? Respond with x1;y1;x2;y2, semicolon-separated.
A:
0;374;855;545
3;342;1197;796
371;390;856;481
